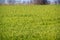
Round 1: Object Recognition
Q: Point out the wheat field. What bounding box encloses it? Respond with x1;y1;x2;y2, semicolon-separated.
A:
0;5;60;40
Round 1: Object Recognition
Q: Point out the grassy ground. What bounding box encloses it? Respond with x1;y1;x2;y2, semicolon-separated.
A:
0;5;60;40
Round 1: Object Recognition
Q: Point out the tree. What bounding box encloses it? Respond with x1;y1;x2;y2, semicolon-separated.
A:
7;0;15;4
33;0;42;4
43;0;47;4
58;0;60;4
33;0;47;4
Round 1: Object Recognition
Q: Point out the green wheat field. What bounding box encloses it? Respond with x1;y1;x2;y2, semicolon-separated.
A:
0;5;60;40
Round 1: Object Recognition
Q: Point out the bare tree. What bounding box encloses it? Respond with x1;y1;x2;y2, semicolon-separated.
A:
43;0;47;4
37;0;43;4
33;0;46;4
7;0;15;4
58;0;60;4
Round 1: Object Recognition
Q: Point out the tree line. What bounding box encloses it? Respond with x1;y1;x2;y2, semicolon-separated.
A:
0;0;60;5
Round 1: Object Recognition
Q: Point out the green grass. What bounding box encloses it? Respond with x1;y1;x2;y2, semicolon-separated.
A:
0;5;60;40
